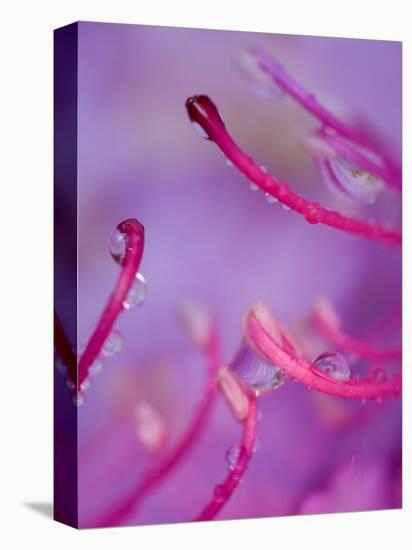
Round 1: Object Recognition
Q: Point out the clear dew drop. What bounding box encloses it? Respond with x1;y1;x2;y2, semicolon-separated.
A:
89;358;103;376
109;228;127;265
101;329;123;357
249;183;259;191
238;50;285;100
191;121;210;139
225;446;240;470
265;193;277;204
311;352;351;383
318;154;384;205
73;392;85;407
80;379;91;392
230;341;285;394
123;272;148;310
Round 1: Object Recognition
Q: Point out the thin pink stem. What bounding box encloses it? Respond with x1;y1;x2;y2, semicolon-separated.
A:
246;309;401;401
194;392;258;521
185;96;401;246
93;325;221;527
251;48;401;190
78;219;145;389
310;309;402;363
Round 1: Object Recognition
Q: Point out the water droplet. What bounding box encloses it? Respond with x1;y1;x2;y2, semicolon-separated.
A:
282;203;291;211
230;341;285;394
102;329;123;357
249;182;259;191
214;485;225;502
191;120;209;139
123;272;148;310
265;193;277;204
109;228;126;265
311;352;350;383
368;365;388;383
73;392;85;407
225;446;240;469
329;156;383;204
238;50;285;100
89;358;103;376
225;158;234;167
80;379;91;392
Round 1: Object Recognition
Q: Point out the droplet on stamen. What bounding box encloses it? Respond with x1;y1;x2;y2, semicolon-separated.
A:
80;379;91;392
328;156;383;204
225;446;240;470
249;183;259;191
238;50;285;100
73;392;85;407
310;352;351;383
265;193;277;204
89;358;103;376
123;272;148;310
109;227;127;265
101;329;123;357
191;121;210;139
230;340;285;395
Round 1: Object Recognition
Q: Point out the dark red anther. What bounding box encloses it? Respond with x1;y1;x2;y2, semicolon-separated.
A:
185;95;225;140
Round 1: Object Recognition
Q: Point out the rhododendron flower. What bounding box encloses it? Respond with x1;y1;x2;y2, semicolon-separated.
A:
54;23;402;528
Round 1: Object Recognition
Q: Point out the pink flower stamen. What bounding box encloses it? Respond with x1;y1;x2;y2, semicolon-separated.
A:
78;218;145;391
185;95;401;245
250;48;401;192
92;322;221;527
310;297;402;363
194;390;258;521
245;302;401;401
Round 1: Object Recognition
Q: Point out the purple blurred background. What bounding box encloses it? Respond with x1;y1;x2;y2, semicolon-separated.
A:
75;22;401;526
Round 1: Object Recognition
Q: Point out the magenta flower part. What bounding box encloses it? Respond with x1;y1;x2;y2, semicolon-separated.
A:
185;95;401;245
310;297;402;363
54;24;402;528
250;47;402;192
92;323;221;526
77;218;145;390
245;302;401;401
195;390;258;521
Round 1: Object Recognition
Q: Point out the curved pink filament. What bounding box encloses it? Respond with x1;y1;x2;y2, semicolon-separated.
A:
246;311;401;401
194;392;257;521
311;309;402;363
186;95;401;245
93;325;221;527
78;218;145;389
252;48;401;190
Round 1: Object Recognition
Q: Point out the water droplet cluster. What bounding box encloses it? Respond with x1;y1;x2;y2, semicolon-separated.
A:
230;341;285;395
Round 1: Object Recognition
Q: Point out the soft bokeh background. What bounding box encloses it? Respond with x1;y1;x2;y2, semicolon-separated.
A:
74;22;401;526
